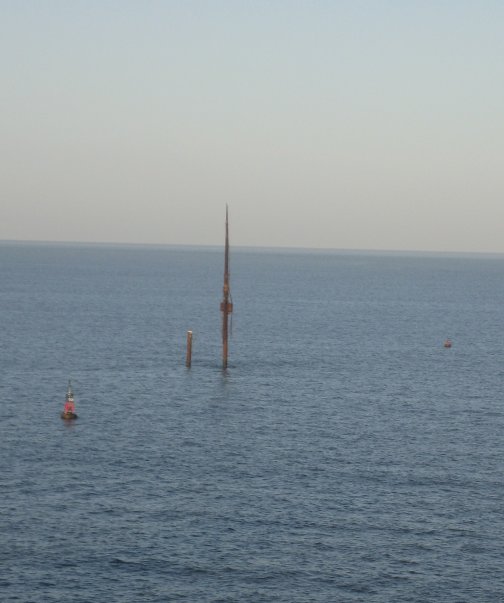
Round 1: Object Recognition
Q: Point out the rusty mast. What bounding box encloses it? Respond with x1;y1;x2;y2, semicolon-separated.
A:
220;206;233;369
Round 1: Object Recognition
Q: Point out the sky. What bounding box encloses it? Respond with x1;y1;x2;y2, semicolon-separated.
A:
1;1;503;253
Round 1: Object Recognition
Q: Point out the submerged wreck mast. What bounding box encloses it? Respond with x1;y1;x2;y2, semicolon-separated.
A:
220;206;233;369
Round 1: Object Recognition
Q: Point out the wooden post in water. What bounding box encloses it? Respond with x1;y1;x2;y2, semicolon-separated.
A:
185;330;193;367
220;206;233;369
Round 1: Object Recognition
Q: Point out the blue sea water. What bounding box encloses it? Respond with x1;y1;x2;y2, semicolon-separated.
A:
1;242;504;602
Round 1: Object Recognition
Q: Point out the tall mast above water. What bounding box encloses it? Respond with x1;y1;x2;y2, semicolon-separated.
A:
220;205;233;369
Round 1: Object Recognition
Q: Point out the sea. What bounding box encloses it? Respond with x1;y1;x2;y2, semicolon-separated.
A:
1;242;504;602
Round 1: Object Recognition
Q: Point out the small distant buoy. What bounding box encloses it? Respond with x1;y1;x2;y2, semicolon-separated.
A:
444;339;452;348
60;379;78;419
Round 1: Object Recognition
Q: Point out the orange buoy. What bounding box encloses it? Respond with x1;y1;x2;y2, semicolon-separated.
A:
60;379;78;420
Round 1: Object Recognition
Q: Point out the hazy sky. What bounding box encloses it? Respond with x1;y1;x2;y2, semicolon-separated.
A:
1;1;503;252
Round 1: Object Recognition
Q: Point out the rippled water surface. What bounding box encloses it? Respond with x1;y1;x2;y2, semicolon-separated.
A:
1;243;504;602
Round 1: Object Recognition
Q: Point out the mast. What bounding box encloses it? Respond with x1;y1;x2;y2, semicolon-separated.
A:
220;205;233;368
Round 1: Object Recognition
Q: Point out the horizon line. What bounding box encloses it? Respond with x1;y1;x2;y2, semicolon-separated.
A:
1;237;504;258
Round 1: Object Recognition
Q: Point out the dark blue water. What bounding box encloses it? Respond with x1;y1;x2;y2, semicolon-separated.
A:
1;243;504;602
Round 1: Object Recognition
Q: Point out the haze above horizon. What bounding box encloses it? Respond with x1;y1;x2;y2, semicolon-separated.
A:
2;2;503;253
